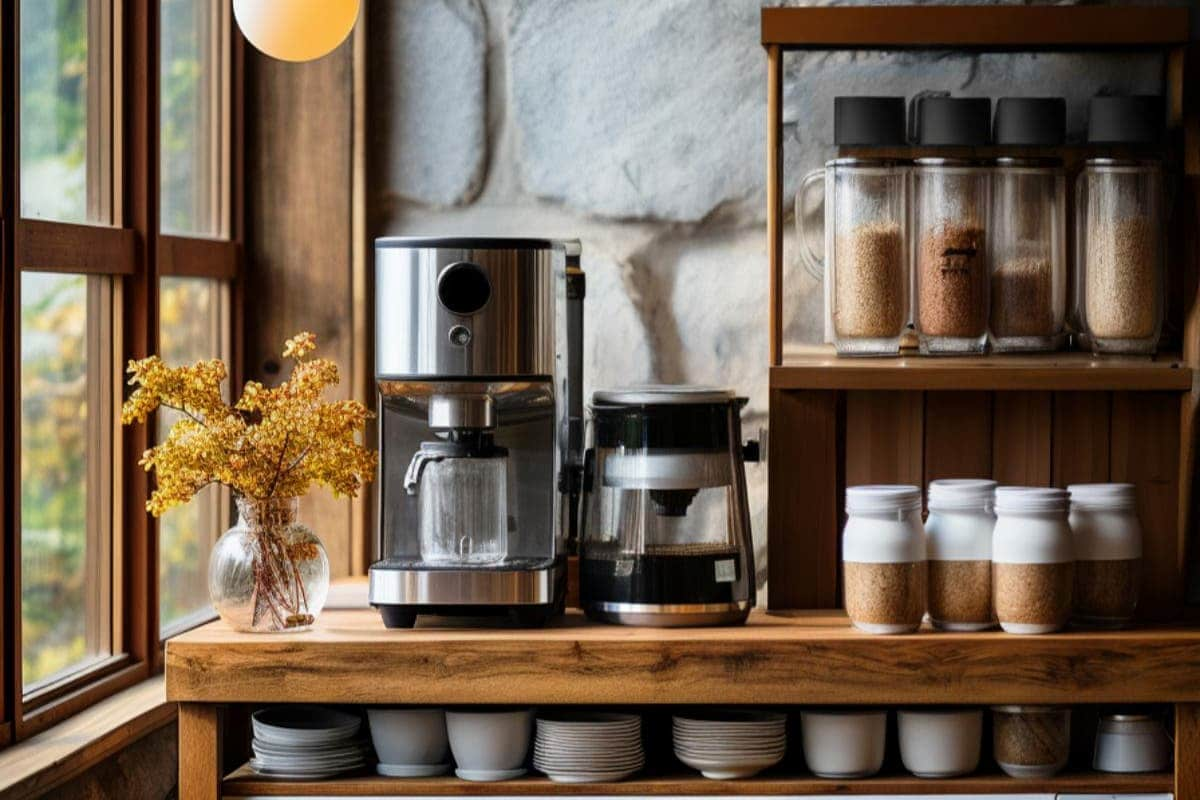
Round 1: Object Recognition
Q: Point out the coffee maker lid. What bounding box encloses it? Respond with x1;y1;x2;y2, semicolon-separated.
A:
593;385;736;406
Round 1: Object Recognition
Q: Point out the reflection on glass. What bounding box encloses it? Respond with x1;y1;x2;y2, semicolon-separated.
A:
161;0;224;236
21;272;110;686
159;277;230;634
20;0;90;222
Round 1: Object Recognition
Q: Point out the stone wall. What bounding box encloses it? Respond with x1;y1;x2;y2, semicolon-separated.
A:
368;0;1164;596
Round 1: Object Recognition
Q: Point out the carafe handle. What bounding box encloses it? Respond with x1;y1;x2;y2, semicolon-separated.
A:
403;449;444;495
796;168;827;281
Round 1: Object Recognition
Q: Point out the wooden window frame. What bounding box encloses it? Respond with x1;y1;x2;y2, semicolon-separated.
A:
0;0;244;744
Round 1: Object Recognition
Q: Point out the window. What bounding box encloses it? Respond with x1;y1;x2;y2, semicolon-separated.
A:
1;0;241;741
156;0;237;637
158;276;231;635
160;0;229;237
19;0;114;224
19;272;115;689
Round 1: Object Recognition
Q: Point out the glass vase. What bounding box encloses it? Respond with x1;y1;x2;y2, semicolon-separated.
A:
208;496;329;632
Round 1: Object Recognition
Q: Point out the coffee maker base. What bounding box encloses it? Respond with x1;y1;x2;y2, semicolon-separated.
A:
584;600;752;627
368;558;566;629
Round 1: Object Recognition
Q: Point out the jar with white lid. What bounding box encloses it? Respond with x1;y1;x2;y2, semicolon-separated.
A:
925;479;997;631
843;485;926;634
992;487;1073;634
1068;483;1142;628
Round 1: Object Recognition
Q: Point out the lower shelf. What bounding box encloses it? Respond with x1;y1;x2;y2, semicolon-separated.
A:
222;765;1173;796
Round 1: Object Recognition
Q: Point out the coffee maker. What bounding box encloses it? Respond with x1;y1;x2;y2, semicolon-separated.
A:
369;237;583;628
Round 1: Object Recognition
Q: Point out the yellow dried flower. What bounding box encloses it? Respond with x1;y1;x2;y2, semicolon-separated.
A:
122;332;377;516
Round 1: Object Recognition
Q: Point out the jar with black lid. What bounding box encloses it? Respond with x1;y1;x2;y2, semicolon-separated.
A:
911;96;992;355
989;98;1068;352
1076;95;1164;355
798;97;909;356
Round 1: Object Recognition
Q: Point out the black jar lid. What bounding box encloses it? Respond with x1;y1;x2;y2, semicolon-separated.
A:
1087;95;1164;145
834;97;907;146
912;96;991;146
993;97;1066;146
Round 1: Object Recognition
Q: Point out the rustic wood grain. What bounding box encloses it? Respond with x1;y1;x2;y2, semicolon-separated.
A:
991;392;1052;486
771;352;1191;392
1051;392;1111;487
222;765;1173;797
844;391;923;488
767;390;841;609
1112;392;1183;620
923;392;992;486
164;609;1200;706
178;704;221;800
1178;703;1200;800
245;40;357;576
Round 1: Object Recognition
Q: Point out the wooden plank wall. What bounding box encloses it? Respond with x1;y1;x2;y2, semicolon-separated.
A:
244;42;361;577
768;389;1183;620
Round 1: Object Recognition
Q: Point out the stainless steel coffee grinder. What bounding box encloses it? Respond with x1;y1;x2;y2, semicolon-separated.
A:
369;237;584;628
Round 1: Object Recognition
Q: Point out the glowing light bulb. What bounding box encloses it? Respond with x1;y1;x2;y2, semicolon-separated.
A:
233;0;360;63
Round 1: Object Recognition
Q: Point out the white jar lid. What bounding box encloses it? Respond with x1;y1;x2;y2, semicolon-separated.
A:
1067;482;1137;510
928;478;997;511
846;484;921;514
994;486;1069;514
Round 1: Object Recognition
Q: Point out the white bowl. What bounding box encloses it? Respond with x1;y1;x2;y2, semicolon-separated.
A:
366;708;448;767
800;710;887;779
897;708;982;778
446;709;534;772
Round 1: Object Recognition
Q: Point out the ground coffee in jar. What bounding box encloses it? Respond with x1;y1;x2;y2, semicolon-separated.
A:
1068;483;1142;628
842;485;926;634
992;487;1073;634
924;479;996;631
992;706;1071;778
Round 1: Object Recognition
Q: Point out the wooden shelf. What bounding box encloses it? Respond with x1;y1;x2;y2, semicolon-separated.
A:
222;765;1173;797
165;609;1200;706
771;348;1192;392
761;5;1189;49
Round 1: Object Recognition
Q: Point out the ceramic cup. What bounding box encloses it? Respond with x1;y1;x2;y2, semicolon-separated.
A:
897;708;982;778
1094;714;1172;773
366;708;448;766
446;709;534;777
799;709;887;778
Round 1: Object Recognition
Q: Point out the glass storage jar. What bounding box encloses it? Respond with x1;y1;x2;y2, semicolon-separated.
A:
1068;482;1142;628
842;485;926;634
797;97;909;356
989;98;1067;352
924;479;997;631
910;95;993;355
1076;96;1165;354
992;706;1071;779
992;487;1073;634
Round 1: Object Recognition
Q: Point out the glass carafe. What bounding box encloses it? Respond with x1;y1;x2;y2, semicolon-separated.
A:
798;159;908;356
1075;159;1163;354
989;159;1067;352
913;158;991;354
405;441;508;564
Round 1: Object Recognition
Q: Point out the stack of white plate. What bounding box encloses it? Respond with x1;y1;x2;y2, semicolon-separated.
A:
673;710;787;779
249;706;368;780
533;712;644;783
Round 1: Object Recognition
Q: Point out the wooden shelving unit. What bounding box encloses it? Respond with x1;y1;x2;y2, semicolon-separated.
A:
764;5;1200;625
221;765;1173;797
163;610;1198;797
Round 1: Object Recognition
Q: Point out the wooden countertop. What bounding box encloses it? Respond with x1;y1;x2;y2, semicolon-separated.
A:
165;609;1200;705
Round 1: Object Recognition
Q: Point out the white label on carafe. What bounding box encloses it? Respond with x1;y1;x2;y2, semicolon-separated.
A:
714;559;736;583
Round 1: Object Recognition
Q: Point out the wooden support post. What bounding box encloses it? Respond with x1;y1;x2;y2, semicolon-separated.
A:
1178;704;1200;800
766;44;783;367
178;704;222;800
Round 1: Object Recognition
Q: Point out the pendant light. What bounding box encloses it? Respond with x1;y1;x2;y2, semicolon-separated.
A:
233;0;360;63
